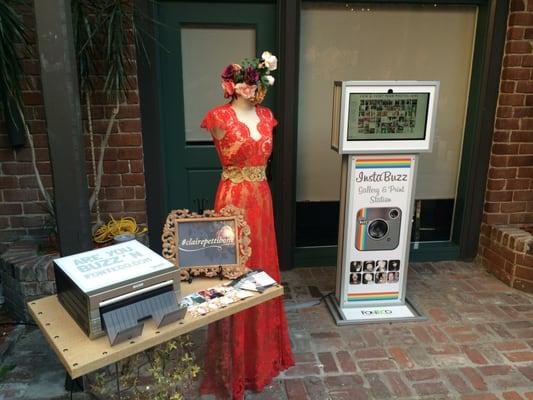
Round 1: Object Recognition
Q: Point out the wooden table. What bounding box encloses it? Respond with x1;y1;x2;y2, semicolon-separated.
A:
27;278;283;379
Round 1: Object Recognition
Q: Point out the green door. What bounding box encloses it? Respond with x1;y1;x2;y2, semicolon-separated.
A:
156;2;276;212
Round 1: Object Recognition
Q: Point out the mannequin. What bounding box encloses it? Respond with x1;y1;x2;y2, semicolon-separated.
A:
199;52;294;400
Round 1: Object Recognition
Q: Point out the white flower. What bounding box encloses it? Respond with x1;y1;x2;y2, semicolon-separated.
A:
265;75;275;86
261;51;277;71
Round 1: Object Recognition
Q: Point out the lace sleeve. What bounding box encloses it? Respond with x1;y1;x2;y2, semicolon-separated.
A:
267;107;278;128
201;108;224;132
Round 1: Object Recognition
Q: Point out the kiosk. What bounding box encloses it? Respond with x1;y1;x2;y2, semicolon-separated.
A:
326;81;439;324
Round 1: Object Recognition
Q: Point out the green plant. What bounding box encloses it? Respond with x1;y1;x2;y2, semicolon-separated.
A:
88;336;200;399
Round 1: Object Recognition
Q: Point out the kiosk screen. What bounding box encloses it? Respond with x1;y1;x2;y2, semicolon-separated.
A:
347;93;429;141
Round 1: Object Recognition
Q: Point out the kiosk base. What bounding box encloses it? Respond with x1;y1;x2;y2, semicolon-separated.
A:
324;293;426;325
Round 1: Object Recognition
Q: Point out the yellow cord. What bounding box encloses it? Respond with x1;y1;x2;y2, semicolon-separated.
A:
93;215;148;244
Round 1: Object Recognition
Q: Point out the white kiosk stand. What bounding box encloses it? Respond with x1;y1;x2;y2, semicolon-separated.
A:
326;81;439;324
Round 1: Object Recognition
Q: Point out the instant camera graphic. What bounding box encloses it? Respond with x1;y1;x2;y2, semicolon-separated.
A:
355;207;401;251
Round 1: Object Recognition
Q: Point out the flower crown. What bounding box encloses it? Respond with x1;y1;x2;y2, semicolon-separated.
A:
221;51;277;104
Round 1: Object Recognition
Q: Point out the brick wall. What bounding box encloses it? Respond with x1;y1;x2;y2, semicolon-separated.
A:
0;3;146;248
477;0;533;292
481;0;533;228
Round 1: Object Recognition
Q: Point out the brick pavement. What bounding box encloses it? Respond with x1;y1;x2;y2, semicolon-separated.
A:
0;262;532;399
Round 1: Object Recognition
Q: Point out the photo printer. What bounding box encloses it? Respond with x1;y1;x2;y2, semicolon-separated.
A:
53;240;185;345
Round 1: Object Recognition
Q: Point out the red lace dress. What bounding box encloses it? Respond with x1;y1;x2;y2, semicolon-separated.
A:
199;103;294;399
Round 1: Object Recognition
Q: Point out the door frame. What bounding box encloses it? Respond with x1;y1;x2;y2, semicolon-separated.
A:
135;0;508;268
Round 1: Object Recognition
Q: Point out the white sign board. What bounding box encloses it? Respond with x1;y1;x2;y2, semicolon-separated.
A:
339;155;417;308
54;240;175;293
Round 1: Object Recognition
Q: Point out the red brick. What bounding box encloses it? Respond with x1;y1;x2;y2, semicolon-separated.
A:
335;351;356;372
354;348;387;359
294;353;316;363
504;351;533;362
445;371;472;394
412;382;448;396
118;119;142;132
500;93;526;105
0;203;22;215
516;266;533;281
517;81;533;93
384;371;412;398
357;359;396;371
388;347;413;369
118;147;142;160
493;130;510;142
489;167;516;179
121;174;145;187
494;342;529;351
285;379;307;399
486;191;513;202
3;189;38;202
522;118;533;130
478;365;513;376
509;13;533;27
108;133;142;146
517;364;533;381
99;200;123;213
105;187;134;200
504;55;522;67
484;202;500;212
10;215;44;228
461;367;488;391
113;105;140;119
317;352;338;373
516;254;533;267
520;143;533;153
19;175;53;189
1;162;33;175
405;368;438;381
103;160;129;174
134;187;145;199
503;392;526;400
487;179;506;190
501;202;526;212
130;160;144;173
514;107;533;118
123;200;145;212
501;68;529;81
100;174;122;187
0;176;18;188
497;107;513;118
523;55;533;67
492;143;520;155
510;0;525;11
511;131;533;142
508;178;530;189
527;95;533;106
496;118;520;130
490;155;509;167
461;395;498;400
462;345;489;365
514;190;533;201
509;155;533;167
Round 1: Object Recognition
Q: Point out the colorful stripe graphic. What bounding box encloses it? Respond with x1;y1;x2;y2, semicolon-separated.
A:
355;158;411;169
347;292;399;302
356;209;367;250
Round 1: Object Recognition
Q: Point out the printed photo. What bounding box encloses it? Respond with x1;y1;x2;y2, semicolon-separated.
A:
387;271;400;283
350;261;363;273
375;260;387;272
388;260;400;271
362;273;374;284
350;273;362;285
364;260;375;272
375;272;386;284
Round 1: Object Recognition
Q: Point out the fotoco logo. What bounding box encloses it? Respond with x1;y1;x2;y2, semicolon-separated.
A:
361;309;393;316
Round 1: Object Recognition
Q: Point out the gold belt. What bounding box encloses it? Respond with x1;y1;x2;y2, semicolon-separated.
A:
222;166;266;184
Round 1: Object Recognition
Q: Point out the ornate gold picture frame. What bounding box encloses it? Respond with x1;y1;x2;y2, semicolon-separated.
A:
162;205;251;281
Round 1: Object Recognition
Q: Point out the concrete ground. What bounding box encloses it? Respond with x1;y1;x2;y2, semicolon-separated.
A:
0;262;532;399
